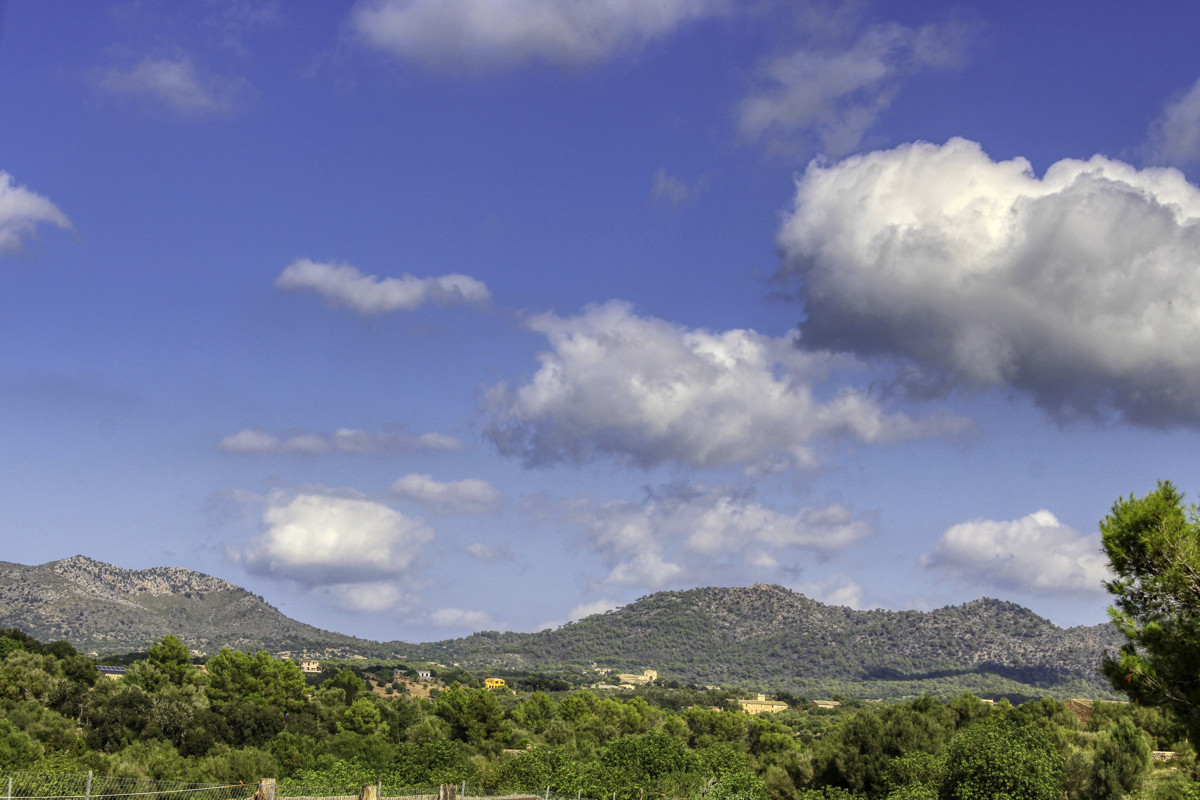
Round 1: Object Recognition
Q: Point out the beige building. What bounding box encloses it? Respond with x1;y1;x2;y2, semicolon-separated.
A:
299;659;321;673
739;694;789;714
615;669;658;685
484;677;507;690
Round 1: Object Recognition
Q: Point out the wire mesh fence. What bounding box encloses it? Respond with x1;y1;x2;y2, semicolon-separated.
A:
1;775;588;800
0;772;253;800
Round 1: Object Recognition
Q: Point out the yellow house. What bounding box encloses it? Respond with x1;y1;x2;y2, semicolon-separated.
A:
484;677;507;690
738;694;788;714
299;659;321;673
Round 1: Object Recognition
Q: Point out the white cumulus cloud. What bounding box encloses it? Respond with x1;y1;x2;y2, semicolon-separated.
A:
95;56;248;118
276;259;490;314
777;137;1200;427
313;581;410;613
231;490;433;584
0;172;71;255
484;300;968;471
218;427;464;455
561;484;872;591
391;474;503;514
739;21;970;156
920;509;1112;597
349;0;727;70
466;542;512;562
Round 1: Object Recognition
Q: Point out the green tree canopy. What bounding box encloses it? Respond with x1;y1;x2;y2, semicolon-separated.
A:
1100;480;1200;740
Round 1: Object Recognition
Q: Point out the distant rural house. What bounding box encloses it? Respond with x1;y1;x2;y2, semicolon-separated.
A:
484;677;507;690
812;700;841;710
417;669;432;680
299;659;321;673
96;665;126;680
616;669;658;686
739;694;788;714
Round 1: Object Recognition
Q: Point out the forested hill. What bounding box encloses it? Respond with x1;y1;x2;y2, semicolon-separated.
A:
0;555;390;657
405;584;1123;698
0;557;1121;698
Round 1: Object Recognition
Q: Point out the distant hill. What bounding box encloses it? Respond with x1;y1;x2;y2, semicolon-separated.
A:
0;557;1123;699
404;584;1124;699
0;555;393;658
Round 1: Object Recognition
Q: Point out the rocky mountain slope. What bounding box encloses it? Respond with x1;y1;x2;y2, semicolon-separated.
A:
0;557;1123;698
0;555;389;657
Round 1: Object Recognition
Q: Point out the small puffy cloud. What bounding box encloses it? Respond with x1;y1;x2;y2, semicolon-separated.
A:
313;581;409;613
651;169;699;206
1148;77;1200;168
484;300;968;471
739;21;970;156
920;510;1112;597
430;607;497;630
466;542;512;562
276;259;490;314
797;573;865;609
95;55;248;118
561;484;872;591
0;172;71;255
231;490;433;584
218;427;464;455
777;137;1200;427
349;0;726;70
391;473;503;514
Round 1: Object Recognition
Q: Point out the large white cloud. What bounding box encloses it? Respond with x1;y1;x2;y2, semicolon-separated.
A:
0;172;71;255
777;137;1200;427
231;491;433;584
276;259;490;314
484;300;968;470
739;21;969;157
390;473;503;514
218;427;463;455
95;56;248;118
920;510;1112;597
561;484;871;591
349;0;726;70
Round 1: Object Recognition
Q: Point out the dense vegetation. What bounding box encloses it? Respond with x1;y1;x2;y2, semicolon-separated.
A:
0;629;1193;800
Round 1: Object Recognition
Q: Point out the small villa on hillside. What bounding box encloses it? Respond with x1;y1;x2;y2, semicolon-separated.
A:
616;669;658;686
484;678;507;690
299;659;321;673
739;694;788;714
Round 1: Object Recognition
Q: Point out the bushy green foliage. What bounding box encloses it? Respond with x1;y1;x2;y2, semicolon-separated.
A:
941;718;1062;800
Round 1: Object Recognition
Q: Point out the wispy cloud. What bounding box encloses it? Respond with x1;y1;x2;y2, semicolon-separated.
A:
778;137;1200;427
1147;77;1200;168
218;427;464;456
391;474;504;515
276;259;490;314
739;20;971;157
349;0;728;70
560;484;872;591
95;55;249;118
0;172;71;255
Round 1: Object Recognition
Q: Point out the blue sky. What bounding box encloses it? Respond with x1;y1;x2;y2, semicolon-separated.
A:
4;0;1200;643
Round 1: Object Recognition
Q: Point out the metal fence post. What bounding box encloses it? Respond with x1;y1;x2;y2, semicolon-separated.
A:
7;776;12;800
86;771;93;800
461;783;465;799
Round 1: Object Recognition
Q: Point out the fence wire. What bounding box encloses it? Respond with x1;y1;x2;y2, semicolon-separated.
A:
2;775;586;800
0;772;252;800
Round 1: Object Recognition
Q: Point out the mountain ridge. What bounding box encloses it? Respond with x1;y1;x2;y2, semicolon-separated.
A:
0;556;1122;698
